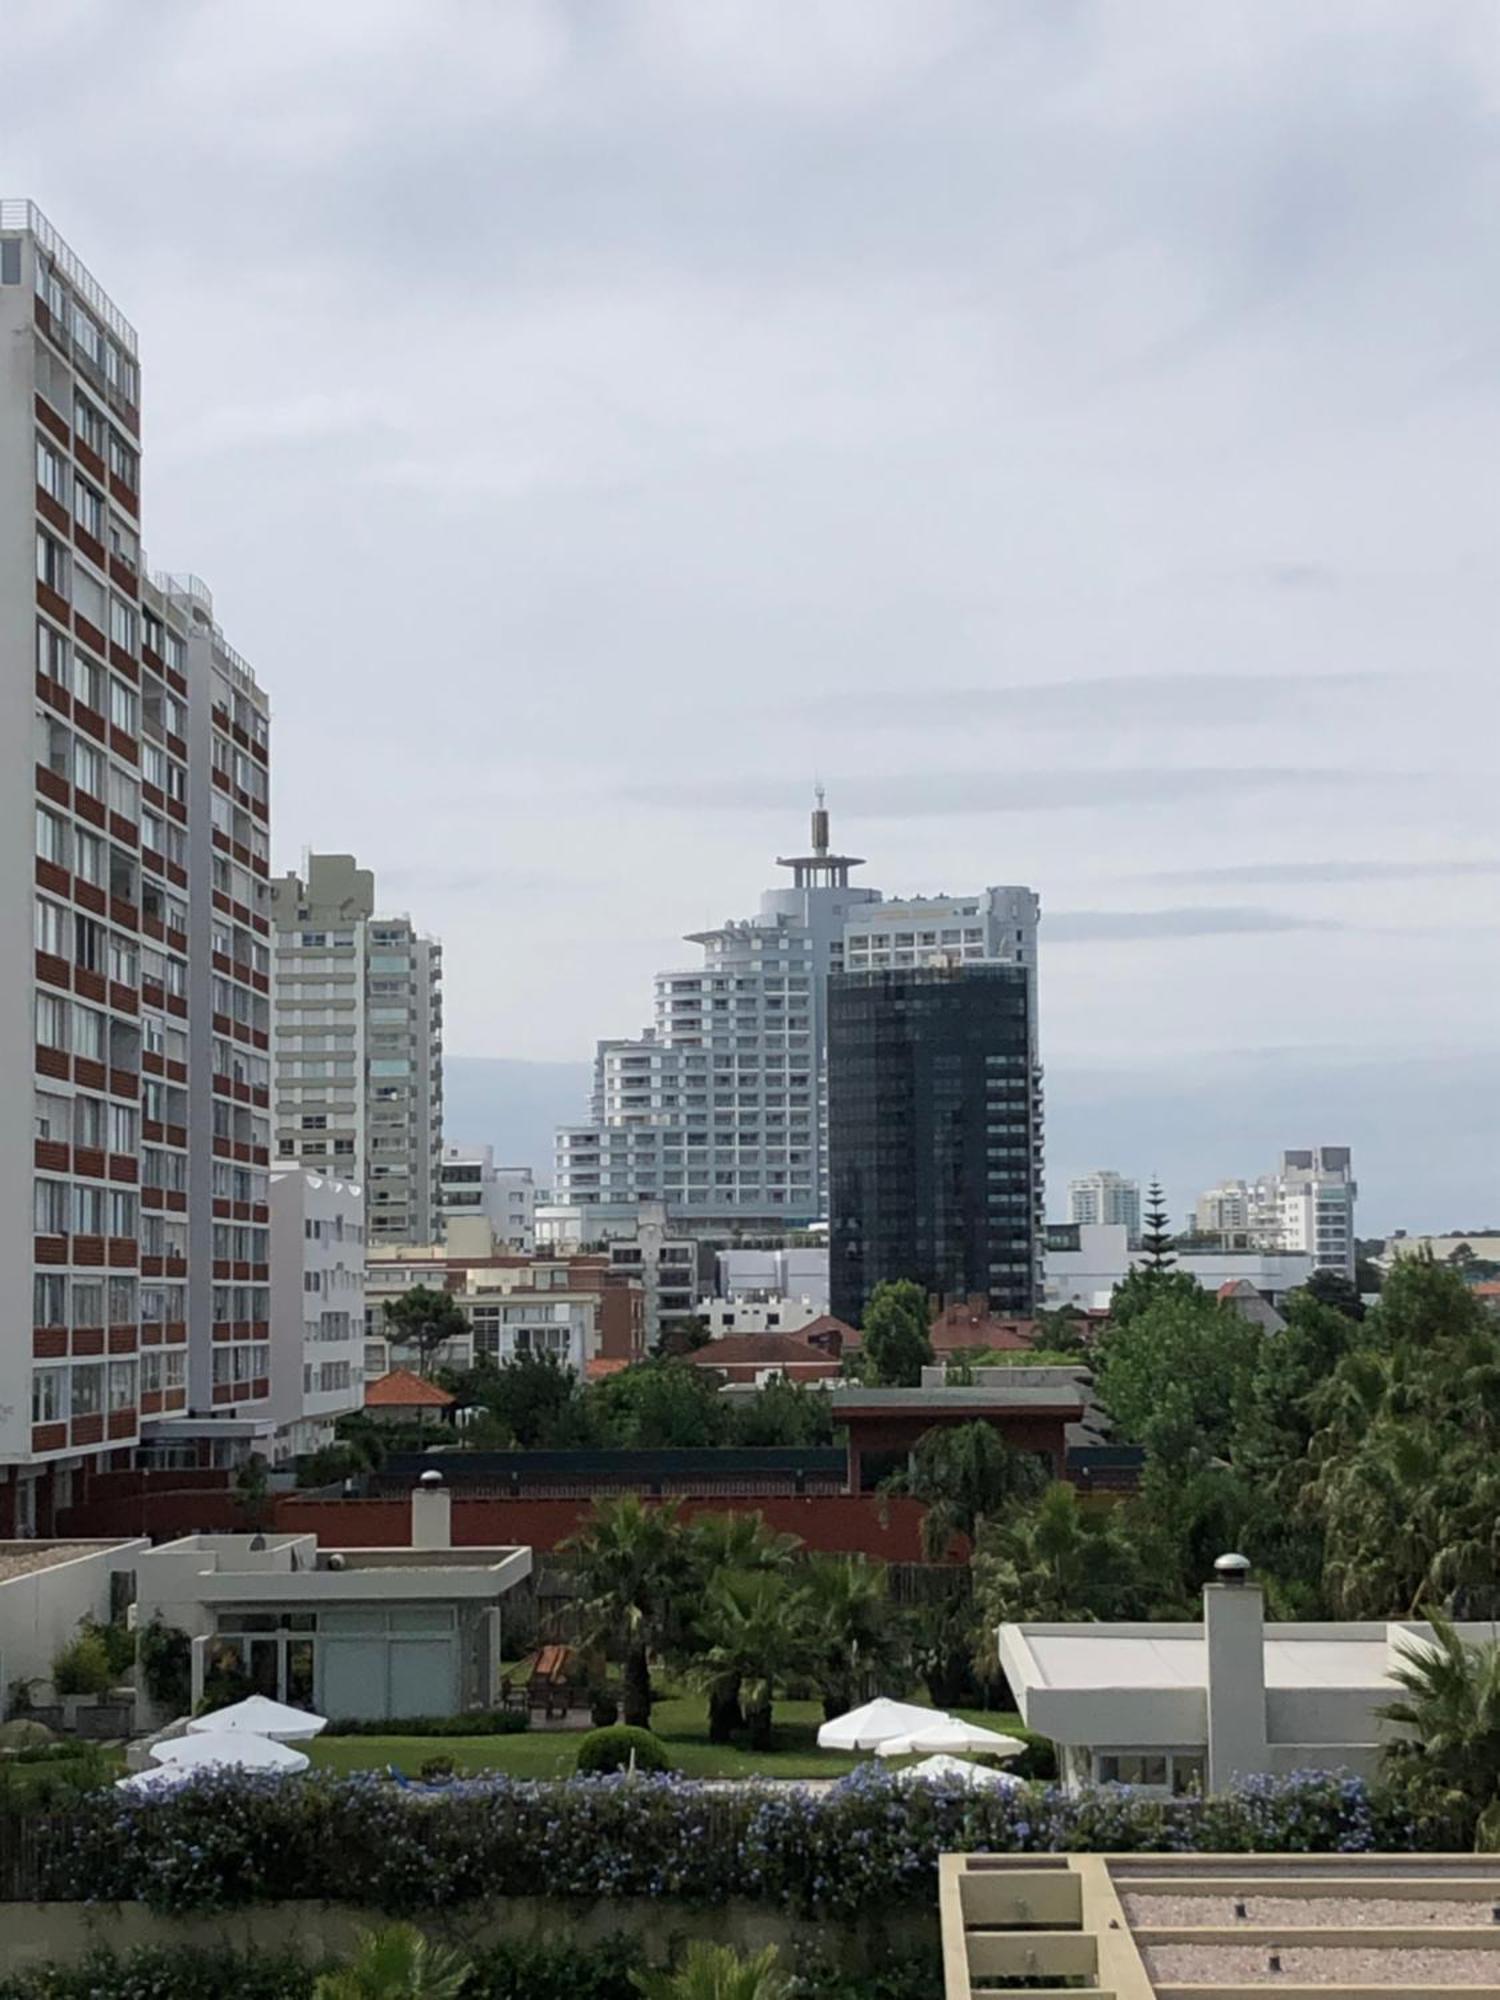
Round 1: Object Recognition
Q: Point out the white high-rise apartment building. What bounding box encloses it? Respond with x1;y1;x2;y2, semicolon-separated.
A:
555;801;1042;1230
439;1146;535;1250
268;1167;365;1461
1193;1149;1356;1282
1069;1170;1142;1246
271;853;444;1247
2;205;274;1526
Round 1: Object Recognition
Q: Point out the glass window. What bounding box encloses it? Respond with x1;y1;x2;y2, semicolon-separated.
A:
70;1365;103;1417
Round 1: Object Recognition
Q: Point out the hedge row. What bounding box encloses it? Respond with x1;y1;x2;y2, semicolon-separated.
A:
0;1938;941;2000
33;1765;1418;1919
322;1710;530;1739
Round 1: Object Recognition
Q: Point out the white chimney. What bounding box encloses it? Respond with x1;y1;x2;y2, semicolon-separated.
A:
1204;1552;1268;1790
411;1468;451;1551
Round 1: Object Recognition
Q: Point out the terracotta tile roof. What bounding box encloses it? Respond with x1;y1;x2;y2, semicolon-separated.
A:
364;1368;455;1409
928;1308;1036;1353
586;1357;631;1380
795;1314;856;1349
689;1333;843;1370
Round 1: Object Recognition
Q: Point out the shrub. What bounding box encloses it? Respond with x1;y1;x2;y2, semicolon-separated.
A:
51;1630;112;1697
0;1944;318;1998
590;1690;620;1728
33;1765;1402;1919
80;1618;136;1680
1004;1727;1056;1782
324;1710;529;1738
137;1619;192;1715
576;1726;671;1776
419;1755;456;1782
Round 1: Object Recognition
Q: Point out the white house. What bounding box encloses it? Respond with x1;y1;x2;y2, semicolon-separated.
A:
1000;1556;1468;1795
0;1539;147;1703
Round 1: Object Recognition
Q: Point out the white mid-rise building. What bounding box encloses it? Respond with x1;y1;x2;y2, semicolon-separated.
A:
439;1145;534;1251
1045;1223;1312;1311
268;1167;365;1462
1192;1149;1357;1282
271;854;443;1249
716;1247;830;1313
1068;1170;1141;1246
555;801;1042;1236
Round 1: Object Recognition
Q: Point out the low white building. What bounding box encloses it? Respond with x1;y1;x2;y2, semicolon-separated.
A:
698;1295;825;1337
269;1168;366;1463
439;1146;535;1251
0;1540;147;1704
1044;1223;1312;1311
716;1247;830;1313
1000;1558;1461;1795
133;1479;531;1726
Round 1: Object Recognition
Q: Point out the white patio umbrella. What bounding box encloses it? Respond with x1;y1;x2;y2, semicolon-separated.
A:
186;1694;327;1742
894;1753;1024;1791
816;1697;939;1752
116;1762;191;1795
875;1715;1026;1760
152;1730;310;1775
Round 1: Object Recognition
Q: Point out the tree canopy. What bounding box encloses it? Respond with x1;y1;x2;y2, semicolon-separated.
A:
859;1279;934;1386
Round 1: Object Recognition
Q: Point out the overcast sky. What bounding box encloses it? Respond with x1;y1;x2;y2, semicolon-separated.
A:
6;1;1496;1230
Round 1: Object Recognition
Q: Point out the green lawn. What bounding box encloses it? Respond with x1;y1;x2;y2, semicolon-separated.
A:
307;1696;1025;1782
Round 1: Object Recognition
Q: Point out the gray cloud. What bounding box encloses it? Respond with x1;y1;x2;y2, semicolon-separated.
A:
1145;859;1500;887
625;767;1428;818
804;671;1382;729
1046;907;1344;943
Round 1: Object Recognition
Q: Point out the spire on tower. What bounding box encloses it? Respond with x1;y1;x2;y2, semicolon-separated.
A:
777;788;863;888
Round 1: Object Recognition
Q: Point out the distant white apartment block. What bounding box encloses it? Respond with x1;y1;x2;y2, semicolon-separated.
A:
439;1145;534;1251
1068;1170;1141;1246
1193;1149;1356;1282
554;800;1041;1234
268;1167;365;1461
271;854;443;1248
1045;1223;1313;1312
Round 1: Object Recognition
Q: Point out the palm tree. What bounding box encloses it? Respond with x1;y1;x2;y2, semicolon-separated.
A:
890;1421;1049;1560
686;1513;802;1742
1379;1613;1500;1848
972;1481;1150;1630
313;1924;469;2000
799;1554;900;1721
691;1570;810;1751
562;1496;698;1729
631;1942;789;2000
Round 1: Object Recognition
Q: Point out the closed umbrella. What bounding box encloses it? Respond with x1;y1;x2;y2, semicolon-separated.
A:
895;1753;1024;1791
816;1698;938;1752
153;1730;310;1774
187;1694;326;1742
875;1716;1025;1760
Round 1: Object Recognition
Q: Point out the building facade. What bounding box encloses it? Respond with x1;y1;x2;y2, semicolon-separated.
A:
1;203;277;1523
1192;1149;1356;1281
268;1167;365;1462
271;853;443;1248
827;960;1043;1325
439;1145;534;1251
1067;1170;1141;1246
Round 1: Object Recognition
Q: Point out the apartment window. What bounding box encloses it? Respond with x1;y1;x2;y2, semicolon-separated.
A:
109;598;136;652
108;766;137;820
36;436;69;504
108;1362;136;1412
107;431;137;489
34;897;68;957
34;1274;67;1327
71;1281;104;1329
70;1365;102;1418
35;530;68;596
74;479;104;540
108;678;137;733
31;1369;67;1426
72;1005;107;1061
73;913;103;974
34;1180;70;1234
72;738;104;799
35;992;68;1052
35;807;68;869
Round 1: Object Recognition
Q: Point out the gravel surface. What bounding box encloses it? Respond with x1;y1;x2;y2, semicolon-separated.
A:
1125;1893;1500;1929
0;1544;110;1581
1143;1943;1500;1985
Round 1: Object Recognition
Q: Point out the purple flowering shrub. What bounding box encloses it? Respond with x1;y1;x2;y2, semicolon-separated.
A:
46;1765;1410;1918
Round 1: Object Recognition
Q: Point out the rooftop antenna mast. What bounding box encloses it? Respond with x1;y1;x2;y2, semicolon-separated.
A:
778;785;863;889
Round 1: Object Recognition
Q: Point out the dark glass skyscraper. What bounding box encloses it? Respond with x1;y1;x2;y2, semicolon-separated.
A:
827;961;1041;1325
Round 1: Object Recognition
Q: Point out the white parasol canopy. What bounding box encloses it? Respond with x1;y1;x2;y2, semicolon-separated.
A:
186;1694;327;1742
152;1730;310;1774
894;1753;1024;1791
875;1715;1026;1760
816;1697;940;1752
116;1762;191;1795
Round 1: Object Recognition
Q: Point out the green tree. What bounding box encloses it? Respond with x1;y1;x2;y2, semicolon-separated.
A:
632;1942;789;2000
1094;1287;1262;1471
383;1286;469;1378
690;1570;810;1750
1302;1268;1366;1322
1138;1178;1176;1271
799;1554;901;1720
859;1280;933;1386
472;1351;589;1448
685;1511;801;1741
1031;1305;1088;1355
313;1923;469;2000
1379;1615;1500;1849
590;1360;729;1447
724;1375;835;1447
653;1313;712;1359
562;1496;698;1728
972;1481;1154;1628
890;1421;1049;1560
232;1451;272;1530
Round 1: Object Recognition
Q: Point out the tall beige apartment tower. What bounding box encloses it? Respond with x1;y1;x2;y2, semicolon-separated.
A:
271;854;443;1246
0;204;274;1529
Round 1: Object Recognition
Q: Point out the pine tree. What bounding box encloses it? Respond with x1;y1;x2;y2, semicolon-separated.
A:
1140;1179;1177;1271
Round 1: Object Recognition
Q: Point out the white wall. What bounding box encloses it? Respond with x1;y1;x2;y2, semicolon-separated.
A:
0;1541;148;1695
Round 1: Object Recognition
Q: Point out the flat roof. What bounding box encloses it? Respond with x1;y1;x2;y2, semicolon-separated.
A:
825;1384;1087;1412
1021;1629;1393;1691
0;1541;131;1582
